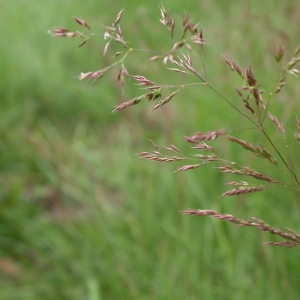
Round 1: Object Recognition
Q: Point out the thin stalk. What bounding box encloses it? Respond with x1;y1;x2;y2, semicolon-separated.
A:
206;84;258;128
260;127;300;185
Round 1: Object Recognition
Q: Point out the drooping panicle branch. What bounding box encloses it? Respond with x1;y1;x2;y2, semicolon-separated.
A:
182;210;300;247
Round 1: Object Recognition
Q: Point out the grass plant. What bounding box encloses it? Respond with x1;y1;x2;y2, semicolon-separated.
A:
49;6;300;247
1;1;300;299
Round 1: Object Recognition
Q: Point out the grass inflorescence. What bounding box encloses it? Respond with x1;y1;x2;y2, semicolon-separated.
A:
49;6;300;247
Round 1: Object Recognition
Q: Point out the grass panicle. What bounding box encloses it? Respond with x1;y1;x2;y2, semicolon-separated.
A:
50;6;300;248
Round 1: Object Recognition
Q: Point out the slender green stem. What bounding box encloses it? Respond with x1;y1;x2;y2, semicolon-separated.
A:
206;84;258;127
260;127;300;185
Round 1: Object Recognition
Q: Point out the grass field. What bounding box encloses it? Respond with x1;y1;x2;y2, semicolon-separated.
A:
1;0;300;299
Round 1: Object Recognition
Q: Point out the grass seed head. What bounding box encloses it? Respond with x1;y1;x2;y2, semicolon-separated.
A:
73;17;91;30
221;186;266;197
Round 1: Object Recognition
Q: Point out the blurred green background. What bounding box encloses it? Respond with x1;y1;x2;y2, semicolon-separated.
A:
1;0;300;299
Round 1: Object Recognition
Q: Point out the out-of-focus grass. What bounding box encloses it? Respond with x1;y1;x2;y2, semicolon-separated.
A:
1;0;300;299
